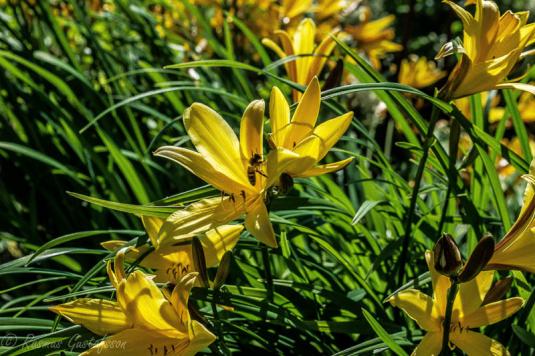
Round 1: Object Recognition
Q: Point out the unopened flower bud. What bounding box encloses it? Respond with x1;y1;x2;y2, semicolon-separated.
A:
191;237;209;287
482;277;512;305
433;234;463;277
213;251;232;290
458;234;495;282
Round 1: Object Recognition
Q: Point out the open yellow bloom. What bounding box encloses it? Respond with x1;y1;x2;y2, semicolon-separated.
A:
398;56;446;89
438;0;535;99
262;18;338;101
155;100;302;248
389;250;523;355
50;255;215;355
518;90;535;122
102;216;243;283
344;7;403;68
280;0;312;22
487;161;535;272
268;77;354;178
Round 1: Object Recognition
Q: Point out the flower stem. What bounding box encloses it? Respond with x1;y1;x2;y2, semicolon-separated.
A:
440;279;459;356
262;246;274;302
398;105;440;284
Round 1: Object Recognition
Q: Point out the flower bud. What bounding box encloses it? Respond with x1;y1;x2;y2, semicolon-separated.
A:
433;234;463;277
213;251;232;290
458;234;495;282
482;277;512;305
191;236;209;287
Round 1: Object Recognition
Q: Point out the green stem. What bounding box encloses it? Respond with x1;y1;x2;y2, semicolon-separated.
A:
438;119;461;235
397;105;440;284
211;289;230;355
440;280;459;356
262;246;274;302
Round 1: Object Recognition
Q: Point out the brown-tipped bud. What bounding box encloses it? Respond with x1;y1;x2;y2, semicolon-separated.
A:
213;251;232;290
482;277;513;305
433;234;463;277
322;59;344;91
458;234;495;282
191;237;209;287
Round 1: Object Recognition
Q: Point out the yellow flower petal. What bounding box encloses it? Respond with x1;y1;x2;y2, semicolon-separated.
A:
154;146;247;195
285;136;323;175
311;111;354;161
495;82;535;95
489;168;535;272
118;271;181;335
158;197;242;247
202;224;243;266
49;299;131;336
281;0;312;20
240;99;265;164
296;157;354;178
265;147;302;187
284;77;320;148
387;289;442;332
450;329;510;356
244;198;277;248
425;250;451;315
306;31;338;84
274;30;298;83
170;273;197;328
459;297;524;328
142;215;163;246
269;86;291;148
453;270;494;319
184;320;218;356
294;18;316;84
184;103;249;188
412;332;442;356
81;328;189;356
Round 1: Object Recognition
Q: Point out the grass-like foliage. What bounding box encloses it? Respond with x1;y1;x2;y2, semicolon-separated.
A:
0;0;534;355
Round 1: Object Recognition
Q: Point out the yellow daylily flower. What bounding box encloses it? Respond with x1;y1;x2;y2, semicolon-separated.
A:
388;250;523;355
496;137;535;178
344;6;403;68
487;161;535;272
262;18;338;101
50;254;215;356
438;0;535;100
453;92;504;122
518;90;535;122
155;100;302;248
280;0;312;22
101;216;243;283
314;0;346;22
268;77;354;178
398;55;447;89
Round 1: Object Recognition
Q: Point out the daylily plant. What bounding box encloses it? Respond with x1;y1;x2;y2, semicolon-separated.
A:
268;77;354;179
398;55;446;89
263;18;338;101
344;6;403;69
438;0;535;99
101;216;243;283
50;253;215;355
487;162;535;272
155;100;304;248
389;250;523;355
